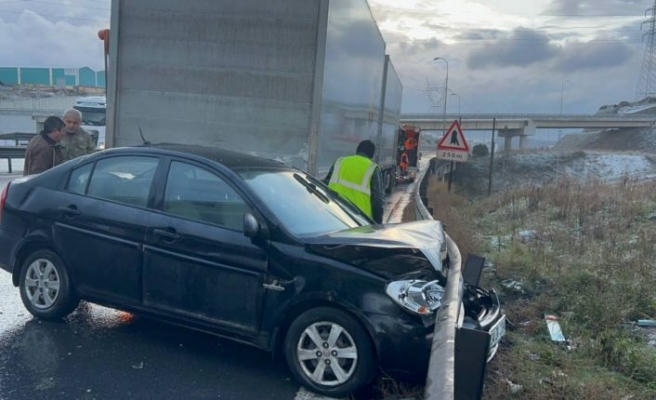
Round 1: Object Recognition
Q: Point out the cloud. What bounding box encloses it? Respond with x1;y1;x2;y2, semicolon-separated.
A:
545;0;646;16
467;27;558;69
555;41;635;72
0;10;107;69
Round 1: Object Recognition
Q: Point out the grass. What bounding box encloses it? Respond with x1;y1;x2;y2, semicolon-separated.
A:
422;174;656;399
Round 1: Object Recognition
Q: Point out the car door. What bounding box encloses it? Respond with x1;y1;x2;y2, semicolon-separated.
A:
143;160;268;335
53;155;160;306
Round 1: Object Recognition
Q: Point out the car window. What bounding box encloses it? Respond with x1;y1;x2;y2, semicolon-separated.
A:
164;161;249;230
67;163;93;194
86;156;159;207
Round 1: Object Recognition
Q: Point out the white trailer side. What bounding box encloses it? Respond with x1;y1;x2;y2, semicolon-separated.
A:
376;55;403;193
106;0;389;176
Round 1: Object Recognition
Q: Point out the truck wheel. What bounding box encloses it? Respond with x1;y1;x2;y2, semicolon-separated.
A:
284;307;376;397
385;171;395;194
19;249;79;321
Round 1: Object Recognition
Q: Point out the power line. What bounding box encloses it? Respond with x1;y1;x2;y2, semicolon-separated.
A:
0;9;108;22
0;0;108;9
19;0;108;10
387;37;643;46
370;6;644;18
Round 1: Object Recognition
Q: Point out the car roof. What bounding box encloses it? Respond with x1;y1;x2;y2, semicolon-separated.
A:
121;143;291;171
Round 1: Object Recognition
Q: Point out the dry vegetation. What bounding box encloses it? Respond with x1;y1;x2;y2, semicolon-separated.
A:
424;173;656;399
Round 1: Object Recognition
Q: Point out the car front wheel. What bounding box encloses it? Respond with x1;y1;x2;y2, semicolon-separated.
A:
19;249;79;320
283;307;376;397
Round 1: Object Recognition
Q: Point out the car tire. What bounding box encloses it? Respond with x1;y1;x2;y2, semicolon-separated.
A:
19;249;79;321
283;307;376;397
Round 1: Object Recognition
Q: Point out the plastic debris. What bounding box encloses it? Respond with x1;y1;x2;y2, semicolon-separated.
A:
637;319;656;327
131;362;144;370
545;314;566;342
500;279;526;294
506;379;523;394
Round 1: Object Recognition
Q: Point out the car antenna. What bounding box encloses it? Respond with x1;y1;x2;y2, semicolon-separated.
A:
139;127;151;145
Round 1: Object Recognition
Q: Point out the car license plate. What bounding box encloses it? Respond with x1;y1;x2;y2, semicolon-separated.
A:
488;314;506;356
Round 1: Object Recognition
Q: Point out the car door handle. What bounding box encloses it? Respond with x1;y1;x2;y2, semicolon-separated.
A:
58;205;81;216
153;228;181;241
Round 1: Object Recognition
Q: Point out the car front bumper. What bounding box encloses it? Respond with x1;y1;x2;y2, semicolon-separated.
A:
366;289;505;380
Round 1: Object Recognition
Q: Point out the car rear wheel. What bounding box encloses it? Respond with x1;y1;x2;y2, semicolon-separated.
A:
19;249;79;320
283;307;376;397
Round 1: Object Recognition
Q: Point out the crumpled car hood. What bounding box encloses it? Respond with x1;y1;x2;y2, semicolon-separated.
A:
305;220;445;278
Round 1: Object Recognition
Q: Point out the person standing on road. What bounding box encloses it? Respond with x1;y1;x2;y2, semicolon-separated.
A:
59;108;96;161
324;139;384;224
23;116;65;176
399;151;409;176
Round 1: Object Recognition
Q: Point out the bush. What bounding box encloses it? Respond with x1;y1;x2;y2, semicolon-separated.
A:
473;143;490;158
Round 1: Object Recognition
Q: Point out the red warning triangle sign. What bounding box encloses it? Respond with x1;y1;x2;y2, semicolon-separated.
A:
437;120;469;151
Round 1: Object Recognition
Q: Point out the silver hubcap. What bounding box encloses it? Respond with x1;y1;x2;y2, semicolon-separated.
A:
24;258;60;310
296;322;358;386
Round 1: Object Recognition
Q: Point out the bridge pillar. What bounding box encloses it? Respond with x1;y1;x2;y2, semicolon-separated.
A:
504;136;512;152
519;136;528;149
497;120;535;151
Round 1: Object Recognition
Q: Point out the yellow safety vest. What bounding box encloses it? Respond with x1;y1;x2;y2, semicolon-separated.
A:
328;155;378;218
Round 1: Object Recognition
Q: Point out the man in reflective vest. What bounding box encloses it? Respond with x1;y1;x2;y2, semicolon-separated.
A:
324;139;384;224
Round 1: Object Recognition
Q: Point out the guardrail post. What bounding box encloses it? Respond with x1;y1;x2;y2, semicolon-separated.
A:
455;328;490;400
7;158;12;174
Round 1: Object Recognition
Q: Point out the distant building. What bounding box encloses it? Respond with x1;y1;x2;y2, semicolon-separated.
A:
0;66;105;88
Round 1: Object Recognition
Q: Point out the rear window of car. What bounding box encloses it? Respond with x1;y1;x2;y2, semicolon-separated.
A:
67;156;159;207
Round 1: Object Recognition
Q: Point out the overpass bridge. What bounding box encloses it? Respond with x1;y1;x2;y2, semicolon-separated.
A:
400;113;656;151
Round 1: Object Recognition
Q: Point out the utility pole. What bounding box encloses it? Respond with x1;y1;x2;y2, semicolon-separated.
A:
434;57;451;190
559;79;568;141
433;57;449;139
488;118;496;196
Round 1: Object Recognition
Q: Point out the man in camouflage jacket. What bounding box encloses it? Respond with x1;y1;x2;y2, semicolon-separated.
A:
59;108;96;161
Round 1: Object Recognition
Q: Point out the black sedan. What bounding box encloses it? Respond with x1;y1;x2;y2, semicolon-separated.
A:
0;144;503;397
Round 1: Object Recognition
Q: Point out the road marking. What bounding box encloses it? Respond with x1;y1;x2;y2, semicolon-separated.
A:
294;388;343;400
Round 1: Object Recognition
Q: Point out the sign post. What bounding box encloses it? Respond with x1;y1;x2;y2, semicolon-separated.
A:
437;120;470;191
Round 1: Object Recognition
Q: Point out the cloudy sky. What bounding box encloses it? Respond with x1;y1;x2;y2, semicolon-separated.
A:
0;0;651;114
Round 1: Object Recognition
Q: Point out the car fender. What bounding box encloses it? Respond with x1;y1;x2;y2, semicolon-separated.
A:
11;230;54;286
268;290;383;362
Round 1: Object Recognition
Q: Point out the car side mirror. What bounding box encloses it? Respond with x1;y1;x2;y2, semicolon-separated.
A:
243;213;260;238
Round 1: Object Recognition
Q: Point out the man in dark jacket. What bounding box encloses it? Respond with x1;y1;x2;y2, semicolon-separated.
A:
324;139;384;224
23;116;65;176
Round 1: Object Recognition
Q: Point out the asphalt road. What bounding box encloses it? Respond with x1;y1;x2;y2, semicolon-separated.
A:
0;167;427;400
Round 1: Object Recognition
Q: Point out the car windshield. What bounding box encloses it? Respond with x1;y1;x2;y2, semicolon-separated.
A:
238;168;370;237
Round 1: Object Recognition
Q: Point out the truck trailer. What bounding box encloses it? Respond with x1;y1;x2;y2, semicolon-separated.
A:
376;55;403;193
105;0;401;179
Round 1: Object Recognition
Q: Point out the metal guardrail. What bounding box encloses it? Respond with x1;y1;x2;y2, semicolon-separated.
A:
0;146;26;174
417;158;498;400
413;159;463;400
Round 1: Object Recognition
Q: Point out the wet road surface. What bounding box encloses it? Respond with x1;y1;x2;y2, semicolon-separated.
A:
0;279;299;399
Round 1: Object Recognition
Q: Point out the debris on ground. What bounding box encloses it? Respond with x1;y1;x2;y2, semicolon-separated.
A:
506;379;523;394
500;279;526;295
544;314;566;342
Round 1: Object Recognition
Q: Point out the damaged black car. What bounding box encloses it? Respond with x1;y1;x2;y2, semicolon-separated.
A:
0;144;504;397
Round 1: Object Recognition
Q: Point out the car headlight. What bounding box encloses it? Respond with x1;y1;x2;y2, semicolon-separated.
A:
386;280;445;316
